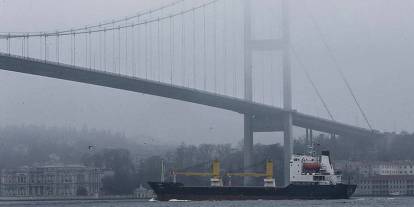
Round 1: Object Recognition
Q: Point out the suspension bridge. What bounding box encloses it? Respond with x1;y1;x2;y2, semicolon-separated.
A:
0;0;381;186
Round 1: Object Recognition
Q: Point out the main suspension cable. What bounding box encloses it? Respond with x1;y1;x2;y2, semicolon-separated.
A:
291;45;335;121
303;0;373;130
1;0;218;39
0;0;186;37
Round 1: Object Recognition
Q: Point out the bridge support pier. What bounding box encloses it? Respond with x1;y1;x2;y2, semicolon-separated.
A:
310;129;313;146
283;113;293;186
243;115;254;186
282;0;293;187
306;128;309;146
243;0;254;186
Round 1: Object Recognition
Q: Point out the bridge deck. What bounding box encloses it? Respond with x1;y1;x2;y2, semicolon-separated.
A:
0;53;378;138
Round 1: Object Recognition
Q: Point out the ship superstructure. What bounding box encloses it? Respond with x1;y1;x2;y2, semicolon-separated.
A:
290;151;342;185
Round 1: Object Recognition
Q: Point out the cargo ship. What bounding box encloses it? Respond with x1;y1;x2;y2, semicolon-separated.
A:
148;151;356;201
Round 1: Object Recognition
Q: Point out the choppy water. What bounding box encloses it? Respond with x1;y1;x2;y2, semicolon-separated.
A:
0;197;412;207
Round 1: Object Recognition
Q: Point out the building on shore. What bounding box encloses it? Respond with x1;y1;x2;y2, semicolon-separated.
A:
135;185;155;199
0;165;104;197
358;161;414;176
355;175;414;196
338;160;414;196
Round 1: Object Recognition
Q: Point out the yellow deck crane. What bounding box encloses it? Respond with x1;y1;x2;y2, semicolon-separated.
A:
226;160;276;187
173;160;223;187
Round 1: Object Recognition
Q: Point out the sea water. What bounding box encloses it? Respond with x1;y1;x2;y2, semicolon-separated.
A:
0;197;412;207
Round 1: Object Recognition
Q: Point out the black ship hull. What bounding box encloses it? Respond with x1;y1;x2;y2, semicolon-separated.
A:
148;182;357;201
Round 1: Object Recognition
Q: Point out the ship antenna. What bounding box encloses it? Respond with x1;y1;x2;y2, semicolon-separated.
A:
307;142;314;156
306;129;316;156
308;141;320;157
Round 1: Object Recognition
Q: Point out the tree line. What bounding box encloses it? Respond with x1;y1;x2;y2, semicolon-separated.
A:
2;125;414;195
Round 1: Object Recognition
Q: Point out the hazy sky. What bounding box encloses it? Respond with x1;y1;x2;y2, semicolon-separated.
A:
0;0;413;145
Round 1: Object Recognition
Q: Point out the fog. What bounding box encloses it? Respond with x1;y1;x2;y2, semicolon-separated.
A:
1;0;413;145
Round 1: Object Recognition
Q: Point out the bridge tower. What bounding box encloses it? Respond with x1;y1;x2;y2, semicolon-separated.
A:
281;0;293;188
243;0;292;187
243;0;254;186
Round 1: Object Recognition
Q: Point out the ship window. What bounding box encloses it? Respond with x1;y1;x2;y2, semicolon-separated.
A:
313;176;325;181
